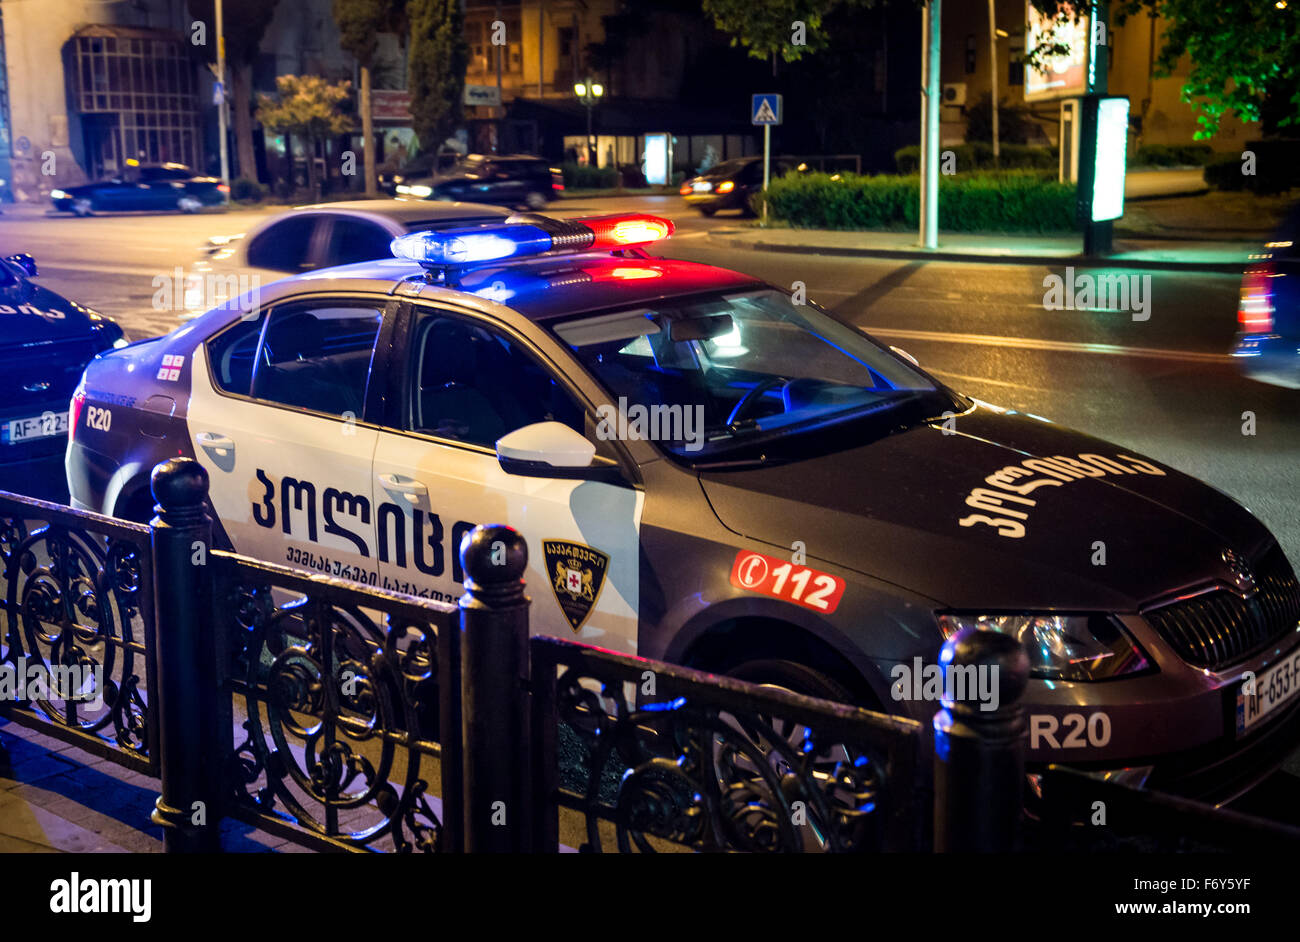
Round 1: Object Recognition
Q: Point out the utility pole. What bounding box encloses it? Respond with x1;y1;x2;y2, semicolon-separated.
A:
214;0;229;184
919;0;940;249
988;0;999;166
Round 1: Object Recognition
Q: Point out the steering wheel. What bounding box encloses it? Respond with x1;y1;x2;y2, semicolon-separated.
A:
726;375;792;427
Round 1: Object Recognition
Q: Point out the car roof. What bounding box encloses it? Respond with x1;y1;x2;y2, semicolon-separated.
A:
287;199;512;224
191;252;765;334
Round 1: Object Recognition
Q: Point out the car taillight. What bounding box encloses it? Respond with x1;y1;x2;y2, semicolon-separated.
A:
70;391;86;437
679;183;691;195
217;183;230;193
1238;265;1275;333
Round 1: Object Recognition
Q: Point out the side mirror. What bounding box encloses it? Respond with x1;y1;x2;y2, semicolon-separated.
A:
497;421;597;477
5;253;36;277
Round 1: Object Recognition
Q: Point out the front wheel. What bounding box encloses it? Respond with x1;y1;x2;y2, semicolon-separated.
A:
524;190;548;210
177;195;202;213
72;198;94;217
698;206;717;217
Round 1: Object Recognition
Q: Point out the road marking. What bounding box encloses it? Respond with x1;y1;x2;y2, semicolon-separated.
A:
864;326;1230;363
922;368;1051;393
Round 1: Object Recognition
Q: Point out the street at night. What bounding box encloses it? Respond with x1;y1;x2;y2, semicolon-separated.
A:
4;0;1300;920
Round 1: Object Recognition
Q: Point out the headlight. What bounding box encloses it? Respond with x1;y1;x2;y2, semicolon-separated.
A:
937;613;1150;681
408;184;433;198
51;189;69;200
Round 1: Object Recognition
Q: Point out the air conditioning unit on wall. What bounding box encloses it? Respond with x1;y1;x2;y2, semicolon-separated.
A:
942;83;967;106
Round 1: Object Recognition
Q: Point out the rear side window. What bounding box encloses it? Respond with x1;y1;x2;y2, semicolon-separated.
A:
250;304;383;417
324;218;396;267
246;216;320;271
207;314;264;396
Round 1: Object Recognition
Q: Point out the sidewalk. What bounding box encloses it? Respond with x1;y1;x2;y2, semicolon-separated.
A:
0;717;292;853
705;226;1256;273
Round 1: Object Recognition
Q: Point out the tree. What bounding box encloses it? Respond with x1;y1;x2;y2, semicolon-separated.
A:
333;0;407;196
187;0;282;182
407;0;468;152
257;75;355;196
701;0;884;74
1029;1;1300;138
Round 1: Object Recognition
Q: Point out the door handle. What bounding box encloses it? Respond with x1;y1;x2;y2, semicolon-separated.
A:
377;473;428;499
196;431;235;451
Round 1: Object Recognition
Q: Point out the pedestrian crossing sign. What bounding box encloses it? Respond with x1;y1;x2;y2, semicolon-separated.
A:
751;94;782;125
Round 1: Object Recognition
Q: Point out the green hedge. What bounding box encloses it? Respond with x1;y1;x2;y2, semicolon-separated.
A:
230;177;265;201
894;143;1056;174
759;170;1077;232
1129;143;1214;167
561;162;619;189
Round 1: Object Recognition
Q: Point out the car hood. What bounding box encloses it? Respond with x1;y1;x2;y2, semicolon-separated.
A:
698;402;1278;611
0;281;103;346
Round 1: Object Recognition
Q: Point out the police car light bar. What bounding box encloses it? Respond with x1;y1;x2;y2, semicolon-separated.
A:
389;212;674;267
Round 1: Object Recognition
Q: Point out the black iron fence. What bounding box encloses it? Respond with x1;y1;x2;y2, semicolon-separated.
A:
2;456;1298;853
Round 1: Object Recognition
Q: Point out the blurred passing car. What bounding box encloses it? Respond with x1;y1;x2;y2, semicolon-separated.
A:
50;162;228;216
0;252;125;501
182;199;511;317
1234;202;1300;389
679;156;797;216
378;150;462;196
395;154;564;209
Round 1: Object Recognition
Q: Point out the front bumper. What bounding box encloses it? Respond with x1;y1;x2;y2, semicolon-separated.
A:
1233;332;1300;389
682;191;745;212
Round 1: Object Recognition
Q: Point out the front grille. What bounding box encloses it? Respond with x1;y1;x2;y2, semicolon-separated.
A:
1143;544;1300;670
0;337;100;408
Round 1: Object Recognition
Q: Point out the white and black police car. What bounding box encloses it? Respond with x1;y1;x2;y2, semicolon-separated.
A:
66;212;1300;802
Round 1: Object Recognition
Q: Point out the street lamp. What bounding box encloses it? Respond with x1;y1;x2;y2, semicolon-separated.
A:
574;79;604;166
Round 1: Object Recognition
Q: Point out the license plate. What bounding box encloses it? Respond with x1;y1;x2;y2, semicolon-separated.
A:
1236;644;1300;736
3;411;68;444
692;182;712;192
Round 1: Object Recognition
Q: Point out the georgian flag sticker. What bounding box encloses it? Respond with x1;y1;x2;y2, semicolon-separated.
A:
729;550;846;613
156;354;184;381
543;539;610;632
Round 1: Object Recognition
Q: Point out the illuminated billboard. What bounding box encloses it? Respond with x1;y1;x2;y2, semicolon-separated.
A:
1089;97;1129;221
1024;2;1091;102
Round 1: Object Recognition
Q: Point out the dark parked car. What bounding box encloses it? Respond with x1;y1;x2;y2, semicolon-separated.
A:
397;154;563;209
50;163;228;216
679;156;796;216
0;253;125;501
378;150;462;196
1233;202;1300;388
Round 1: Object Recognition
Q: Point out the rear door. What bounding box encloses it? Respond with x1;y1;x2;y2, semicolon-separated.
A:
369;302;644;651
188;296;389;585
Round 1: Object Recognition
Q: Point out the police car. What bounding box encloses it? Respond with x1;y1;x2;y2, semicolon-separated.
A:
65;212;1300;802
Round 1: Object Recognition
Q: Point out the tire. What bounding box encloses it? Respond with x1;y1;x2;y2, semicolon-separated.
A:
72;198;94;217
524;190;547;210
726;658;858;705
698;206;717;217
177;196;202;213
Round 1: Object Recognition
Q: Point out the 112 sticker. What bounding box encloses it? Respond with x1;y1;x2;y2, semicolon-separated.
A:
729;550;846;613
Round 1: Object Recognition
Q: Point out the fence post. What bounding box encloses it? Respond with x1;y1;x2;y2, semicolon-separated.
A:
458;524;531;852
932;627;1030;852
148;457;220;853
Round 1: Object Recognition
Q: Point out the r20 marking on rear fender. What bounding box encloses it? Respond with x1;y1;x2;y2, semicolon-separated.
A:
1030;712;1112;749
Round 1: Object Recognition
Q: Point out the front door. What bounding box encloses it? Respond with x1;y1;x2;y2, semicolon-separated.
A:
370;305;643;652
188;298;385;586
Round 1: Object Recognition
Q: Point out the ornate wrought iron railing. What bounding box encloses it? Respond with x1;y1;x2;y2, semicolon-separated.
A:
212;551;459;853
0;491;156;774
530;637;924;853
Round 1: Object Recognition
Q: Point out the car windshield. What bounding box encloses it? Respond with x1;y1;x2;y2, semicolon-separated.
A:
552;289;957;464
707;159;751;177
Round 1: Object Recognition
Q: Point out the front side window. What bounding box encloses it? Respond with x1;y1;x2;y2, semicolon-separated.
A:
325;218;396;267
206;303;382;417
552;289;958;463
407;311;584;446
246;217;319;271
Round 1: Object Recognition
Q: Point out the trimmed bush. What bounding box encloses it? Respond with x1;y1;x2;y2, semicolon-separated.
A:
230;177;265;201
561;162;619;189
1130;143;1214;167
760;170;1077;233
894;142;1057;174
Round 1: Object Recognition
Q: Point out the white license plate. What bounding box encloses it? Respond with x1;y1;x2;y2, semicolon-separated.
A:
1237;644;1300;736
692;182;712;192
4;411;68;444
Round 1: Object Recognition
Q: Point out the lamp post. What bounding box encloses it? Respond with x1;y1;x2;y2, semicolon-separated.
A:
574;78;603;166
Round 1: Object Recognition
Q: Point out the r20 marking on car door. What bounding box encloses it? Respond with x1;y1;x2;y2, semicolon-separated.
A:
85;406;112;431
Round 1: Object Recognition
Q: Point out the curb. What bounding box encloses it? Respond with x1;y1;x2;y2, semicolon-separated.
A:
705;232;1248;274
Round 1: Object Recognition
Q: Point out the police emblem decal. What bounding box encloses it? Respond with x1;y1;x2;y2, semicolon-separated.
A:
542;539;610;632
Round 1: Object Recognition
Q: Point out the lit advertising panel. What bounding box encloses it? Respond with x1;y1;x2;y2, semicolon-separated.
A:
1024;2;1091;101
1090;97;1129;221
